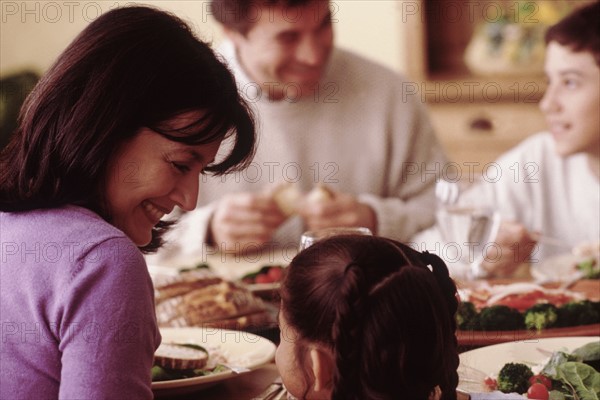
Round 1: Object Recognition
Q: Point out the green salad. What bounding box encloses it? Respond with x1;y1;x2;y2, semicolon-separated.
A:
487;341;600;399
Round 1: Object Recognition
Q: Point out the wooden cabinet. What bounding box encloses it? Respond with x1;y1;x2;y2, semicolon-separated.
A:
428;102;545;170
399;0;589;169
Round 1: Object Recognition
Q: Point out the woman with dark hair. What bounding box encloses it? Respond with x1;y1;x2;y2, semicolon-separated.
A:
277;235;460;400
0;6;256;398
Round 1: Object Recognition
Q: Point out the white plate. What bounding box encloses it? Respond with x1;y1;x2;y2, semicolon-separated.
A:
152;327;276;395
146;249;292;282
458;336;599;393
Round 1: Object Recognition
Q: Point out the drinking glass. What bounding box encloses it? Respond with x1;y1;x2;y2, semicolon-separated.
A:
435;180;501;279
299;227;372;251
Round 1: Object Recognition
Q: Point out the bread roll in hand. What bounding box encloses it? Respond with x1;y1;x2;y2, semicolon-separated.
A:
305;184;334;204
272;183;302;216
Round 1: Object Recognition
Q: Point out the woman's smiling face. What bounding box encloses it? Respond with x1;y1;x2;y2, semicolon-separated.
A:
105;111;221;246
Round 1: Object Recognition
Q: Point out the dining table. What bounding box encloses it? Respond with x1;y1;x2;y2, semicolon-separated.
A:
455;277;600;350
154;362;473;400
148;248;599;399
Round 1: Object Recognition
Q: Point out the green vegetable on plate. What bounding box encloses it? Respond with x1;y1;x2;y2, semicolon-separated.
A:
497;362;534;394
524;303;559;332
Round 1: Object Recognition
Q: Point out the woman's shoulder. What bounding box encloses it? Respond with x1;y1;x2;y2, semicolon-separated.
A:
3;205;122;238
1;206;149;304
1;205;142;264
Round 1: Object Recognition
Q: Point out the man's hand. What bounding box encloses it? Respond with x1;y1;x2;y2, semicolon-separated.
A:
209;192;287;252
481;221;538;277
298;190;377;233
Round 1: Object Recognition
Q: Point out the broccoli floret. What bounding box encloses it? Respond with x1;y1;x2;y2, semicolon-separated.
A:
556;301;600;327
456;301;479;330
524;303;559;331
477;305;524;331
497;362;534;394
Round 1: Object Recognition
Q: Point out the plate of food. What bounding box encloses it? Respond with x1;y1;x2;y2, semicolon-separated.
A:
152;327;277;396
151;267;277;331
456;282;600;346
239;265;285;298
458;336;600;398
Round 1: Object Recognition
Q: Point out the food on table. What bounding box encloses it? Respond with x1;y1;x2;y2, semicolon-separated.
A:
151;342;230;382
464;283;578;312
572;342;600;371
457;300;600;332
572;240;600;259
241;265;284;285
476;305;524;331
483;376;498;391
555;300;600;328
154;343;208;370
152;268;274;330
529;374;552;390
457;283;600;331
485;341;600;398
572;240;600;279
154;269;222;304
576;258;599;279
496;363;534;394
526;382;549;400
456;301;479;330
523;303;558;331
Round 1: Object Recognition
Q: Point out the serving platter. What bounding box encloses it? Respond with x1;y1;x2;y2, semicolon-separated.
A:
152;327;276;396
457;323;600;346
456;278;600;346
147;248;292;282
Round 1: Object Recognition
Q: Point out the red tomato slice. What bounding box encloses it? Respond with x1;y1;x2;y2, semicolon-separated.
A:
267;267;283;282
469;288;576;312
527;382;549;400
495;291;545;312
529;374;552;390
483;376;497;391
255;274;273;284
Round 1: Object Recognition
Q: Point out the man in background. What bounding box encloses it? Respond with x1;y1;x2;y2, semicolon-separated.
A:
157;0;446;258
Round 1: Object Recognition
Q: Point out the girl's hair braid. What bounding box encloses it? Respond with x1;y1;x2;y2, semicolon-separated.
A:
331;262;367;400
421;251;460;399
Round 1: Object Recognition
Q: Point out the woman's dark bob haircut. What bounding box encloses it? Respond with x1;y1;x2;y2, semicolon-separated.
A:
0;6;257;251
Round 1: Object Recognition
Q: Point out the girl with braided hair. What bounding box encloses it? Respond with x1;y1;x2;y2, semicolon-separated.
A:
276;234;460;399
